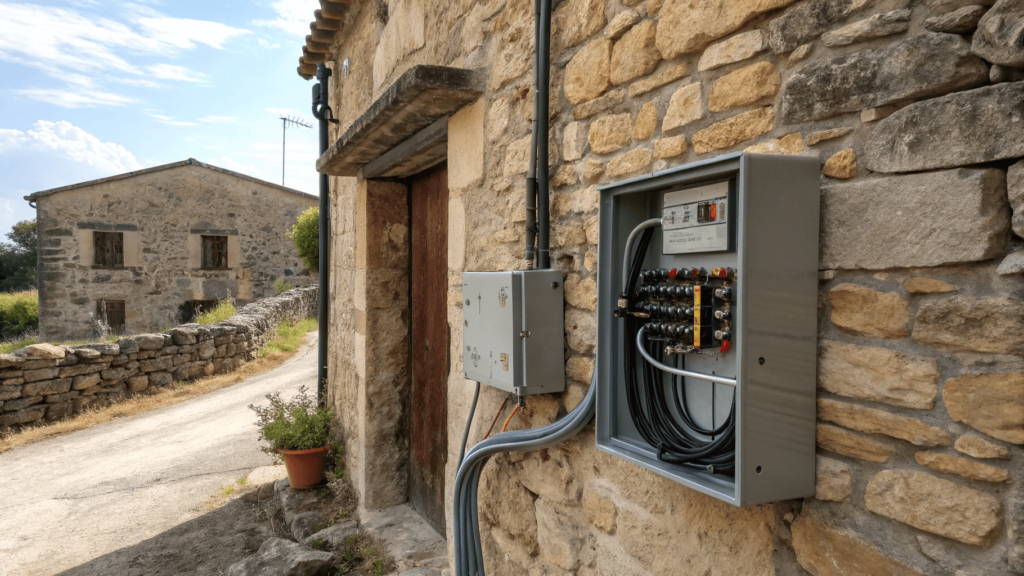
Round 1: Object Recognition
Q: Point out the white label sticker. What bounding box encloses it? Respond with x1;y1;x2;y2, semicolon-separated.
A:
662;181;731;254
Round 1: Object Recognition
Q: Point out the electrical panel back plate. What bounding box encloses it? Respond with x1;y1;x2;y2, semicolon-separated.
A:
595;153;820;507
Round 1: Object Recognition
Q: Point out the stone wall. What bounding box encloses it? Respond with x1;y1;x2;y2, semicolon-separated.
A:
31;160;318;340
321;0;1024;574
0;285;318;433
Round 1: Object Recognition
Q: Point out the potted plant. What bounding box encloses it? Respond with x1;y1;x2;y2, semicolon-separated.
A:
250;386;334;489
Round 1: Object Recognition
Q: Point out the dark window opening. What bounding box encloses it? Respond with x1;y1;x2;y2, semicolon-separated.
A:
96;300;126;332
94;232;124;268
201;235;229;269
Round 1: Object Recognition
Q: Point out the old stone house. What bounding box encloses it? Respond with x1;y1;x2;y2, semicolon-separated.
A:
27;159;318;340
301;0;1024;574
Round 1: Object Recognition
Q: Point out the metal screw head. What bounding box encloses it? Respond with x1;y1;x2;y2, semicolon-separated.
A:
465;299;471;306
758;357;765;365
551;281;559;289
464;320;468;327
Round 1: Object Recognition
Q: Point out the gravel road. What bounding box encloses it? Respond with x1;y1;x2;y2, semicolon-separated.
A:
0;334;317;576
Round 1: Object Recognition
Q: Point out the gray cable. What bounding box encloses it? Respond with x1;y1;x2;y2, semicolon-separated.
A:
453;369;597;575
636;327;737;386
459;381;481;467
621;218;663;294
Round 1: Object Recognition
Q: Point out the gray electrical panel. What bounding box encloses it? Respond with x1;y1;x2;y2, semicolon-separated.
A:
595;152;820;507
462;270;565;396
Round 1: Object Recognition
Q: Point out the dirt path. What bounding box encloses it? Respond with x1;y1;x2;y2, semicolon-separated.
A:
0;334;318;576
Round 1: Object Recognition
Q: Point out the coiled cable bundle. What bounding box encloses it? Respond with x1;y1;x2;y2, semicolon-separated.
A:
621;226;736;475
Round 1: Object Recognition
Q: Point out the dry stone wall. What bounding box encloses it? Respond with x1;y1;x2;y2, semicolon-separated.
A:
322;0;1024;574
0;285;318;433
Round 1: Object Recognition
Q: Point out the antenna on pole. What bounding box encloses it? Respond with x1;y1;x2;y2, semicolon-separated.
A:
279;115;313;186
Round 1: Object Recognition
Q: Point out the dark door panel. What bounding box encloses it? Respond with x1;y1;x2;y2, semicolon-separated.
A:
409;163;449;534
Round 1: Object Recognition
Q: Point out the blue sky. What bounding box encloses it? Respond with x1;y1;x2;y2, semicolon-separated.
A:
0;0;323;238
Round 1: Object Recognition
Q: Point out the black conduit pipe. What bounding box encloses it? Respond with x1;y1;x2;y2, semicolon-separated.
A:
535;0;552;270
312;63;335;406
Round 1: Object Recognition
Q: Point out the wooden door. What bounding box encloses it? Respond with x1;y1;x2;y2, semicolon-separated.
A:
409;163;449;534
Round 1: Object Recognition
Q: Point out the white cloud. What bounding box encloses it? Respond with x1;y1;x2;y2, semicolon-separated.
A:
109;77;164;88
0;2;249;107
258;38;281;49
252;0;320;37
199;116;239;123
16;87;137;108
147;64;206;83
0;120;141;174
134;15;252;49
150;114;197;126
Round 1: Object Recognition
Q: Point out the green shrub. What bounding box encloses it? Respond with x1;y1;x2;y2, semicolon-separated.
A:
273;279;295;293
0;290;38;337
262;317;318;356
289;207;319;273
249;386;333;452
195;301;236;325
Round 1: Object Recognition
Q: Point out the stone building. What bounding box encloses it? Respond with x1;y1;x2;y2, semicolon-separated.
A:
27;159;318;340
300;0;1024;574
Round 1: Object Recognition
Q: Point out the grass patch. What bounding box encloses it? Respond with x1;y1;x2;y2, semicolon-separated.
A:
332;535;396;576
195;301;237;325
262;317;318;356
0;333;118;355
0;327;317;455
273;279;295;293
0;290;38;338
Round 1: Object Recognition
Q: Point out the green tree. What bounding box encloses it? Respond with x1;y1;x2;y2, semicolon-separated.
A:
0;219;36;292
289;207;319;273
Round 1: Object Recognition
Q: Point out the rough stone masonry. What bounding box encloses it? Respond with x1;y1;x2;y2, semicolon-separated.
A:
0;285;317;433
27;159;318;341
307;0;1024;574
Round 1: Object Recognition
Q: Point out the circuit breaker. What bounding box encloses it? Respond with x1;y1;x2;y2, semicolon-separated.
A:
595;152;820;507
462;270;565;396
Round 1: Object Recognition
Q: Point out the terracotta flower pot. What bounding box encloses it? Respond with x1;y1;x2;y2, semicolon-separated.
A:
278;446;330;489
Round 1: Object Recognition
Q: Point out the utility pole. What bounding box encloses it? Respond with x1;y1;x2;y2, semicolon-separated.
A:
279;115;312;186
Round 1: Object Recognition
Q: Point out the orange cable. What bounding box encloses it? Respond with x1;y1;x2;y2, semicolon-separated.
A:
482;398;508;440
501;404;521;434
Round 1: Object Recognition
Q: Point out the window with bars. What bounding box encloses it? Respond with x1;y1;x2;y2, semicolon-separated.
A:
96;300;126;332
201;235;229;269
93;232;124;268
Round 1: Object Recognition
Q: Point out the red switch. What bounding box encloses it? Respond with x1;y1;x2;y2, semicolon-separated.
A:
720;340;731;353
710;204;717;221
668;268;678;279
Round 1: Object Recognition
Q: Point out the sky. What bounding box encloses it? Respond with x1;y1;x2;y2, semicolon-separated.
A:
0;0;323;239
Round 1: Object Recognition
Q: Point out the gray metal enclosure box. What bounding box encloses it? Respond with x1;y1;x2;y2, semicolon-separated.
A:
595;152;820;507
462;270;565;396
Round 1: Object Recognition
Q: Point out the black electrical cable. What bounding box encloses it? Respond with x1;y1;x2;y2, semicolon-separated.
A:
620;228;736;475
459;381;481;467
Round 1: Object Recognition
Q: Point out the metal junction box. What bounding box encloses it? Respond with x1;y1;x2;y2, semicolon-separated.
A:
462;270;565;396
595;152;820;507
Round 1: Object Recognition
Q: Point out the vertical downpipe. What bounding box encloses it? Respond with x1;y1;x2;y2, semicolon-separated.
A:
535;0;552;270
313;63;333;406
